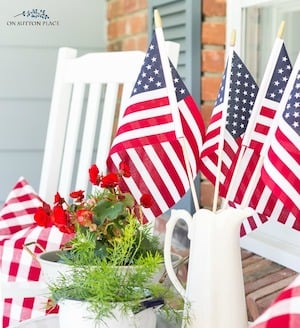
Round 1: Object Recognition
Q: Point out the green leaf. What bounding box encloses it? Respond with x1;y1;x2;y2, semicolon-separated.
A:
93;199;126;224
122;193;135;208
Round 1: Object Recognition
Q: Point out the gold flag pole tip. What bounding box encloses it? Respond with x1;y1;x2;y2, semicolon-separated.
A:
277;21;285;39
154;9;162;28
230;30;236;47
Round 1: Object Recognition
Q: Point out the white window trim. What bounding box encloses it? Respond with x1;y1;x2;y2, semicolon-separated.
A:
227;0;300;52
226;0;300;272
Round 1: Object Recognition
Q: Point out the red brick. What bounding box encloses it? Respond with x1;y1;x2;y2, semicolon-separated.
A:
202;22;226;45
201;76;222;102
107;19;126;40
107;41;122;51
203;0;226;16
200;179;219;209
200;103;214;129
107;1;123;20
138;0;148;10
123;0;147;13
124;0;139;13
126;13;147;35
137;35;148;50
122;38;137;51
202;49;225;73
122;36;147;51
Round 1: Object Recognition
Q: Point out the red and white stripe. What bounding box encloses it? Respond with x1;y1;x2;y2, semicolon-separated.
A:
108;92;204;222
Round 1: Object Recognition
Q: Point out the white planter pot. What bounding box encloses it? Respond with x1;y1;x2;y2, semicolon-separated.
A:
58;299;157;328
38;250;182;284
38;250;71;283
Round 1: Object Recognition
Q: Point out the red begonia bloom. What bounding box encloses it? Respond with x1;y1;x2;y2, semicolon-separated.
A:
101;173;119;189
54;192;64;205
70;190;84;202
89;164;100;185
140;194;153;208
58;224;75;234
33;162;151;239
52;205;68;226
119;161;131;178
34;206;53;228
76;209;93;226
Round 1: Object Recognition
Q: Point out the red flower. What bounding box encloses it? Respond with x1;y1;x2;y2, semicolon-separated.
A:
140;194;153;208
58;225;75;234
34;206;53;228
33;162;145;239
119;161;131;178
54;192;64;205
89;164;100;185
51;205;75;234
76;209;93;226
70;190;84;202
101;173;119;189
52;205;68;226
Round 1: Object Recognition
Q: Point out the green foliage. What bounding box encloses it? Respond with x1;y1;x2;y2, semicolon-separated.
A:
48;215;184;324
93;199;126;224
63;213;162;266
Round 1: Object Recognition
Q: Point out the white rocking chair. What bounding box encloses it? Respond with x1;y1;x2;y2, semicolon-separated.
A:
0;42;180;326
39;42;180;204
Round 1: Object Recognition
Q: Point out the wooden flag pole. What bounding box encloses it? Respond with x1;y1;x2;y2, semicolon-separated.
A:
211;30;236;212
230;29;236;48
154;8;162;27
154;9;200;212
277;21;285;38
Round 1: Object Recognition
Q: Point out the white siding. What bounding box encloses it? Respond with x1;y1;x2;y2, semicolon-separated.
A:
0;0;106;204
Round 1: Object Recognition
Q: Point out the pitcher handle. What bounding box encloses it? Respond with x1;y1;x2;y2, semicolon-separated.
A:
164;209;193;298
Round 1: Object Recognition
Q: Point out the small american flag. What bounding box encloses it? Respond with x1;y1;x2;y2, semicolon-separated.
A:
107;31;205;222
227;38;293;231
242;39;292;152
226;39;294;228
199;50;269;236
199;50;259;199
261;52;300;230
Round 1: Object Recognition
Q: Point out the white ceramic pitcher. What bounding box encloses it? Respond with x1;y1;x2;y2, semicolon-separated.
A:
164;208;251;328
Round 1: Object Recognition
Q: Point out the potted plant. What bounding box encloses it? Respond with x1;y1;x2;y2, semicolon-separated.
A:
33;162;185;327
34;162;161;269
47;215;184;327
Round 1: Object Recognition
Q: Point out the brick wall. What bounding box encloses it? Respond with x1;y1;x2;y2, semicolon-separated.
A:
106;0;226;210
106;0;148;51
201;0;226;209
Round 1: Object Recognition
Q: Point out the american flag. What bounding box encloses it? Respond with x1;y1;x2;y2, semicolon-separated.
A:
199;50;259;199
107;32;205;222
242;39;292;152
261;53;300;230
227;40;294;229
